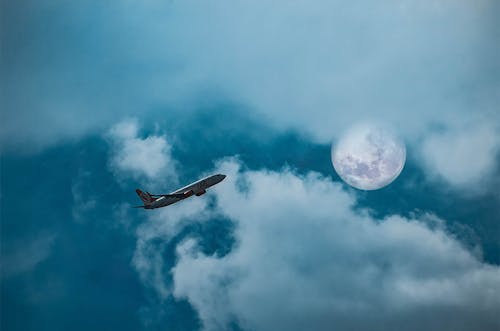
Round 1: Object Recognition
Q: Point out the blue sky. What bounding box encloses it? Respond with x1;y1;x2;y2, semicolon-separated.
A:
1;1;500;330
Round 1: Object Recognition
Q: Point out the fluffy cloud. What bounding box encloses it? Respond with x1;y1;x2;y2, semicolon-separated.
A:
420;119;500;190
107;119;177;187
132;196;211;299
164;159;500;331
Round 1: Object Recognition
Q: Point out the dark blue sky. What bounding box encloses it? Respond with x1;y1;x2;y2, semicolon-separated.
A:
2;1;499;331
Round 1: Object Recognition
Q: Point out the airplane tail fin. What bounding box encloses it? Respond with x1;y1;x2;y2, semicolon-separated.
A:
136;189;154;205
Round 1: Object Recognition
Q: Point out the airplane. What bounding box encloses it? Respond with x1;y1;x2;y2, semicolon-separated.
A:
133;173;226;209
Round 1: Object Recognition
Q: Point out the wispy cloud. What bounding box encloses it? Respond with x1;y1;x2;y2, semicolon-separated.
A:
71;170;97;223
3;0;498;154
4;0;499;191
1;232;57;279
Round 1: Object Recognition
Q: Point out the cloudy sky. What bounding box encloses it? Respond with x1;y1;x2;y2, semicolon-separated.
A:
1;0;499;330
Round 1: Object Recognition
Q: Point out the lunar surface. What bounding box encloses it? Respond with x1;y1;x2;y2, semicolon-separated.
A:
331;124;406;190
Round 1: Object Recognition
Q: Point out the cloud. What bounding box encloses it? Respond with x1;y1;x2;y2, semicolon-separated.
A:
107;119;177;187
3;0;498;154
132;196;211;299
1;233;57;279
420;119;500;190
71;170;97;222
4;0;499;193
165;159;500;331
3;0;499;193
165;0;498;138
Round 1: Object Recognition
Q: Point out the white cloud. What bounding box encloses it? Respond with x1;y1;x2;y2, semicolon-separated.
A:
162;159;500;331
132;196;211;299
107;119;177;187
420;119;500;190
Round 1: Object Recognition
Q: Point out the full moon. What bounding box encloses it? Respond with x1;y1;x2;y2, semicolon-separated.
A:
331;124;406;190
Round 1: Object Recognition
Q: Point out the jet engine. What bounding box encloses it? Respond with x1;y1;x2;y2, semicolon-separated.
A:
195;189;206;196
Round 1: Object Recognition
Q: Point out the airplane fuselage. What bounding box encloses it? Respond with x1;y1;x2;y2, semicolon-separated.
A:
144;174;225;209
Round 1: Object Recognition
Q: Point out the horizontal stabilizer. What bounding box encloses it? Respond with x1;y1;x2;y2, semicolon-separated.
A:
136;189;154;205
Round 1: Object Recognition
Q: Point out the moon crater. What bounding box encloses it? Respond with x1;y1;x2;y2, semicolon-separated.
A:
331;124;406;190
